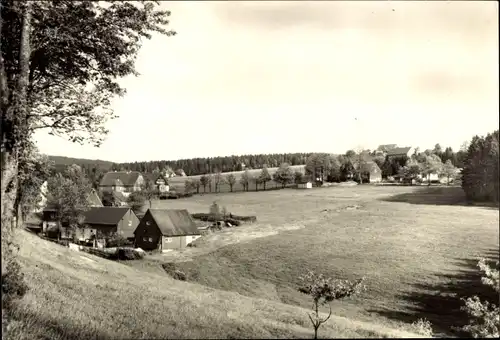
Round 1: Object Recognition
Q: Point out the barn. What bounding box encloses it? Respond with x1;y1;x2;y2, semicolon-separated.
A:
361;161;382;183
134;209;201;251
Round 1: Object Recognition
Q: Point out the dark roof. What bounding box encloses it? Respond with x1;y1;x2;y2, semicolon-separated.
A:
143;173;168;185
386;147;412;156
377;144;397;152
147;209;200;236
84;207;131;225
100;171;142;187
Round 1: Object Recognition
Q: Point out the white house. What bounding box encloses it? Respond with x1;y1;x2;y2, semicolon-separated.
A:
297;180;313;189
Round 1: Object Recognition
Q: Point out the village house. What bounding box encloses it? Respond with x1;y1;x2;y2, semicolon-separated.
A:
99;171;144;196
134;209;201;251
361;161;382;183
75;207;139;247
386;146;414;160
375;144;397;156
145;173;170;193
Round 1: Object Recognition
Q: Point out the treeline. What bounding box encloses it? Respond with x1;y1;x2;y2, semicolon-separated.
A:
461;130;499;202
110;153;313;176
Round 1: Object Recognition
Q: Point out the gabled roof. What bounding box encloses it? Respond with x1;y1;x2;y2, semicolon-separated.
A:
100;171;142;187
361;161;381;173
145;209;200;236
143;173;169;185
377;144;397;152
386;147;412;156
84;207;132;225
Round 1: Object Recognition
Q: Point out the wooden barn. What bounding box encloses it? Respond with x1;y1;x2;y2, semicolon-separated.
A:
361;161;382;183
134;209;201;251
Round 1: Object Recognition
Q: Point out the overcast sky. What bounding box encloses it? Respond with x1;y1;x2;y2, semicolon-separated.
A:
34;0;499;163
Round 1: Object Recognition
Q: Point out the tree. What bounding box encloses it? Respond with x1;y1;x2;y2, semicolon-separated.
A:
141;177;157;208
127;191;146;216
294;171;304;184
199;175;208;193
347;149;371;184
305;153;339;184
1;1;175;231
441;159;457;186
226;173;236;192
462;131;499;202
398;159;421;185
192;179;201;194
213;171;225;193
298;271;365;339
240;170;251;192
184;179;193;194
273;163;295;188
258;167;272;190
420;154;443;186
47;165;93;240
206;174;213;193
15;143;53;227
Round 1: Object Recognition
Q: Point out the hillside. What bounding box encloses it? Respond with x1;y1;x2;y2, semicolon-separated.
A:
7;229;425;339
47;155;114;171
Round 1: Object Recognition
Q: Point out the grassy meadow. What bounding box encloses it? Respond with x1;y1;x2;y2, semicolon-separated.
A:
147;185;499;337
167;165;306;193
7;185;499;339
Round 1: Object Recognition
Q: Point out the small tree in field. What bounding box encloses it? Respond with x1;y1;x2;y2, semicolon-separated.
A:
226;174;236;192
184;179;193;194
441;159;457;186
274;163;295;188
258;167;272;190
294;171;304;185
214;171;225;193
298;271;365;339
240;170;251;192
192;179;201;194
141;177;158;208
200;175;208;193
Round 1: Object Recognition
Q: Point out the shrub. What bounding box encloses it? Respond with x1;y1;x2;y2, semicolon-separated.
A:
107;233;131;248
409;318;434;337
461;258;499;338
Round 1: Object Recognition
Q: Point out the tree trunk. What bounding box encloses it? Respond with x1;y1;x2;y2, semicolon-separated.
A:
255;182;258;191
1;1;32;236
230;185;233;192
428;174;431;186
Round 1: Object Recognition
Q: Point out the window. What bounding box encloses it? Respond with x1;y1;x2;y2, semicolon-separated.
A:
128;221;132;227
143;237;153;242
146;221;151;226
165;238;172;243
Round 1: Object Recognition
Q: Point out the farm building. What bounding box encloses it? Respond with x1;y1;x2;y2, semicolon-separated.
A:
99;171;144;195
361;161;382;183
144;173;170;193
297;180;313;189
75;207;140;246
134;209;201;251
386;147;414;160
41;189;104;235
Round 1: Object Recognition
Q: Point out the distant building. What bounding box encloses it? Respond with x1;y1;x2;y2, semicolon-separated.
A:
297;180;313;189
361;161;382;183
144;173;170;193
134;209;201;251
99;171;144;195
386;147;414;160
375;144;397;155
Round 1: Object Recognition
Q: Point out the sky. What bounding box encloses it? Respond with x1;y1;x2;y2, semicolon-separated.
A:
34;0;499;163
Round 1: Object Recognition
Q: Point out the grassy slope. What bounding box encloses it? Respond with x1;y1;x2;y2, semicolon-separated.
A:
8;229;425;340
148;186;500;336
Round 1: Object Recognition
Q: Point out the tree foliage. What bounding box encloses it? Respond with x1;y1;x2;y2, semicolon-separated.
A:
240;170;251;192
441;159;457;186
298;271;365;339
258;166;272;190
47;165;93;237
127;191;146;215
141;176;157;208
273;163;295;188
225;173;236;192
461;131;499;203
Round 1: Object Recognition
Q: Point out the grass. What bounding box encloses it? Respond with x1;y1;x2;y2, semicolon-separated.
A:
145;185;499;336
6;228;425;340
7;185;498;338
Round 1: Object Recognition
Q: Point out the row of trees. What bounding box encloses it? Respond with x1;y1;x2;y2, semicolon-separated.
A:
183;163;307;193
111;153;313;176
108;143;468;179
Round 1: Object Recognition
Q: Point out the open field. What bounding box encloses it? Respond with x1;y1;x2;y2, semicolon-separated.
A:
167;165;306;193
8;229;427;340
144;185;499;337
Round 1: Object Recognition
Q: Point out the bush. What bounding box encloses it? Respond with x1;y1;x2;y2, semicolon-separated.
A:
409;318;434;337
107;233;132;248
461;258;499;338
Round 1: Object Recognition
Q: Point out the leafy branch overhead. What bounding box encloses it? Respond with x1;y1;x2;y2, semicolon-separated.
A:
2;0;176;146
